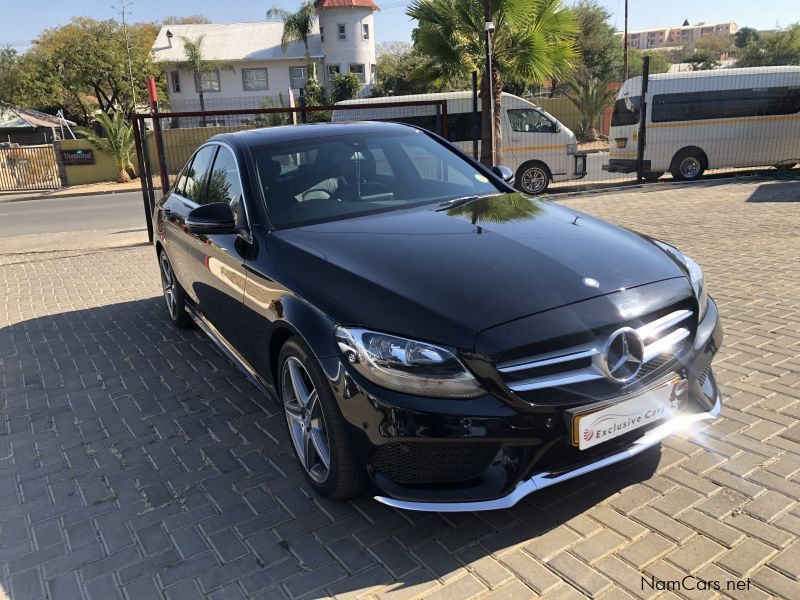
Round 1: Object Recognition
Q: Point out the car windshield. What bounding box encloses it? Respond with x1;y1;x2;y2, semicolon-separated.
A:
253;129;501;228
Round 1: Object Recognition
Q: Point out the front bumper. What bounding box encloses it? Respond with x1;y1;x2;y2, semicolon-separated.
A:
323;297;723;511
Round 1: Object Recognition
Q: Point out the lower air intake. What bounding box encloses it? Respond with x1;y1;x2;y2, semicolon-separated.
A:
370;442;500;485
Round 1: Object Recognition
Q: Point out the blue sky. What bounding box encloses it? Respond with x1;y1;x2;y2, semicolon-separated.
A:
2;0;798;51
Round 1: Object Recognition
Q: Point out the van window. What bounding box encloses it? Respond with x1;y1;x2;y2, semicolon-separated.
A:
508;109;557;133
447;112;482;142
611;97;641;127
652;87;800;122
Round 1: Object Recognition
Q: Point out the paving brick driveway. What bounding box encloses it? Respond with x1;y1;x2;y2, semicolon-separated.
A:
1;178;799;600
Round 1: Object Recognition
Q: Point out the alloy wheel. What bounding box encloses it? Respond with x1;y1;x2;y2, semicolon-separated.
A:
282;356;331;483
679;156;702;179
521;167;547;194
159;253;178;319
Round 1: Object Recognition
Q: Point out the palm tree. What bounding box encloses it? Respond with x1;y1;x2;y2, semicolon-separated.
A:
408;0;578;165
566;71;616;141
177;35;232;122
267;1;319;80
447;194;543;226
79;112;136;183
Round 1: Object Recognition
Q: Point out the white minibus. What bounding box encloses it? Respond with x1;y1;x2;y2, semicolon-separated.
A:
333;91;587;194
606;66;800;180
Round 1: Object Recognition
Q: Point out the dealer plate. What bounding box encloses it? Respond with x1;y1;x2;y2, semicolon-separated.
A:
572;377;686;450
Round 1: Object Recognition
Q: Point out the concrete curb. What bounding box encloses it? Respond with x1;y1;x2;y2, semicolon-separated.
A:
0;188;142;203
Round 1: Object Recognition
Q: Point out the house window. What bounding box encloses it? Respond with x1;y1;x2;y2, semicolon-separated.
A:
327;64;340;80
362;24;370;40
349;64;365;84
170;71;181;93
320;26;324;43
338;24;346;40
290;66;309;89
195;70;221;92
371;63;377;83
242;68;268;91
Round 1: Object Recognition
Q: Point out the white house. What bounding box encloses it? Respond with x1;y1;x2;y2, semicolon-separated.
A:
151;0;379;111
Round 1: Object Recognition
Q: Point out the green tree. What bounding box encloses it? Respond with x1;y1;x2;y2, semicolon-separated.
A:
267;1;319;80
627;49;671;77
330;73;362;103
0;46;20;107
734;27;760;49
78;112;136;183
371;41;470;96
13;18;161;122
737;24;800;66
161;15;212;25
566;70;616;141
572;0;623;82
176;35;232;120
408;0;578;165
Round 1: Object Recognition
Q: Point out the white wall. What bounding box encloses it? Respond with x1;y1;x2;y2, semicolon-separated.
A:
319;7;377;97
164;59;312;111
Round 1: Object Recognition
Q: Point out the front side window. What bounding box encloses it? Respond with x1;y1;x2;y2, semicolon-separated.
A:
349;64;365;83
182;145;218;204
195;70;220;93
170;71;181;93
290;66;308;89
253;131;501;228
242;68;268;91
338;24;346;40
206;147;246;226
507;108;557;133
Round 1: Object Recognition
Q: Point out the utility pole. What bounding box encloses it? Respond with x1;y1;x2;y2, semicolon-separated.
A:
482;0;495;166
623;0;629;80
116;0;138;111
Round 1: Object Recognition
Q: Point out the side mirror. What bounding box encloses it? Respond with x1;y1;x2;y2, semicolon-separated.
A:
492;165;514;183
554;123;561;133
186;202;240;235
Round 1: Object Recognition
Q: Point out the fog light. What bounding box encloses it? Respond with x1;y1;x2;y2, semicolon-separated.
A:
615;138;628;148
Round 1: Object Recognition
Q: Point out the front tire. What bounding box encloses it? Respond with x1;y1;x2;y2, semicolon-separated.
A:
279;338;363;500
516;162;551;195
670;149;706;181
158;249;192;328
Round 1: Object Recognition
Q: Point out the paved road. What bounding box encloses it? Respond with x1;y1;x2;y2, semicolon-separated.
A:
0;192;146;236
1;178;799;599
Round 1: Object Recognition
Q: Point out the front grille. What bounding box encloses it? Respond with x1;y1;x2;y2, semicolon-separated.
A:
370;442;500;485
496;304;695;404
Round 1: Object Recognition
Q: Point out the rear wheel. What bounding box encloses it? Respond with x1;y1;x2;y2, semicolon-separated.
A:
158;249;192;328
279;338;363;499
670;149;707;181
516;162;551;195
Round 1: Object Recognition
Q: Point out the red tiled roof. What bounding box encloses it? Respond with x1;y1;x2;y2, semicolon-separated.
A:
314;0;379;10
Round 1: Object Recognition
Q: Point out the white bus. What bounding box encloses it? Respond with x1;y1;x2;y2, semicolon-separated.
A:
333;92;587;194
606;66;800;180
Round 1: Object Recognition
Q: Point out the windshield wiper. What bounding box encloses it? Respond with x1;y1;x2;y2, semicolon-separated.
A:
435;194;494;211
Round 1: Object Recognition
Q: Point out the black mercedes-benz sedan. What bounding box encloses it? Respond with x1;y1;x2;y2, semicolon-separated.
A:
154;122;722;511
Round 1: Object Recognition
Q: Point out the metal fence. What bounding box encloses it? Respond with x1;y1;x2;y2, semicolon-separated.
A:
0;144;61;191
132;61;800;239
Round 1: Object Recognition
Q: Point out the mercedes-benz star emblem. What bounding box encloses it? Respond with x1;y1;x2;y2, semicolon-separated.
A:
600;327;645;383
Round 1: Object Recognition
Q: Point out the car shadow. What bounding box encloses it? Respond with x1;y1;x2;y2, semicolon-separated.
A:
0;297;661;598
746;181;800;202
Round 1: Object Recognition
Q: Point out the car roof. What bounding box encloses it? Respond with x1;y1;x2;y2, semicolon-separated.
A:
207;121;423;150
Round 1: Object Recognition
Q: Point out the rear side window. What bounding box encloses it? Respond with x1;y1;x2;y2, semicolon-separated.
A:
206;147;246;226
611;97;641;127
652;86;800;122
183;145;218;204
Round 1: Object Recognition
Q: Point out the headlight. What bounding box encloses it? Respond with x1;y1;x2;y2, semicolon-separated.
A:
335;327;483;398
654;241;708;319
566;143;577;155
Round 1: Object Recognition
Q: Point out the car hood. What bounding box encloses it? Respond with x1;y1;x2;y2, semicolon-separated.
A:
267;193;685;349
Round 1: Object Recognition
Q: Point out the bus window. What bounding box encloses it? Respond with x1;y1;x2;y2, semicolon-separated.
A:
652;87;800;122
508;109;557;133
611;97;641;127
447;113;482;142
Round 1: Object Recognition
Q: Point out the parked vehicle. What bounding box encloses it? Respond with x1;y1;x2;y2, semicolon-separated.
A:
332;92;588;194
606;66;800;180
154;122;722;511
